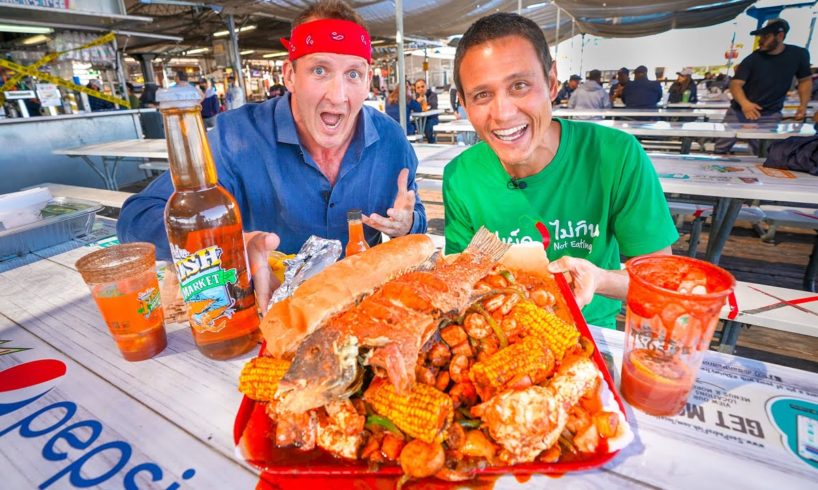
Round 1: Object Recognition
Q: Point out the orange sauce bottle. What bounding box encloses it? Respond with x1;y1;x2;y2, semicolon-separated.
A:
345;209;370;257
158;85;260;360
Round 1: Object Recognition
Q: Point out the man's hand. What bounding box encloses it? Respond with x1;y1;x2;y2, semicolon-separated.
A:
546;256;604;308
244;231;281;312
362;168;415;238
795;106;807;121
740;101;762;120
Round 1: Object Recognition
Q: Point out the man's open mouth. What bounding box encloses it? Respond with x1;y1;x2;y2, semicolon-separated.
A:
492;124;528;142
320;112;344;129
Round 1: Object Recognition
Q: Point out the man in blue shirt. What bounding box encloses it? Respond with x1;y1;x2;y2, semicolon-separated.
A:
117;0;426;308
621;65;662;109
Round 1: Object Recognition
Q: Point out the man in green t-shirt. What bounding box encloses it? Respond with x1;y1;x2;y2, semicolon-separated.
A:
444;12;678;329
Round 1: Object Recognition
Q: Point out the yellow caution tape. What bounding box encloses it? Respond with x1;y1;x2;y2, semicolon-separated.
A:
0;58;130;109
1;32;120;105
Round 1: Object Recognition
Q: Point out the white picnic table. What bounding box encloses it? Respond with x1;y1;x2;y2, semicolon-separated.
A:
553;108;725;120
434;119;815;155
53;139;169;190
410;109;443;139
1;235;817;489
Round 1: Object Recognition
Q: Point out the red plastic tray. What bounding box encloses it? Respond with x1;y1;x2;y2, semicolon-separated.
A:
232;271;627;488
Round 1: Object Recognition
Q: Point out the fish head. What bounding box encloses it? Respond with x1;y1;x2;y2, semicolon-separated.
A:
275;328;360;414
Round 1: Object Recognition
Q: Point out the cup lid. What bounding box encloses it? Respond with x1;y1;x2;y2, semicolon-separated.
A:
156;85;201;109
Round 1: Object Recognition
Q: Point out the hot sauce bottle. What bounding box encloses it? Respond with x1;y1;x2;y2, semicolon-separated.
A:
345;209;370;257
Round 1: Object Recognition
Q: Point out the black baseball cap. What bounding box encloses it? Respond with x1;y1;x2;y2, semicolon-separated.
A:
618;67;630;74
750;18;789;36
634;65;648;74
569;74;582;81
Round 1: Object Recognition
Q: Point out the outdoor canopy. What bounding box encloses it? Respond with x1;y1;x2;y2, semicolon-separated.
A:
214;0;757;44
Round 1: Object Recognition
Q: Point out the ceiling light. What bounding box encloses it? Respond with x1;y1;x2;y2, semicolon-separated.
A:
262;51;288;59
214;25;256;37
240;49;255;55
20;34;49;45
186;47;209;55
0;24;53;34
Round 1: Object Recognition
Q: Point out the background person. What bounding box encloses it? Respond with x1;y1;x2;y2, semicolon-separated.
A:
668;68;698;103
414;78;439;142
568;69;611;114
716;18;811;154
385;83;422;135
555;74;581;105
621;65;662;109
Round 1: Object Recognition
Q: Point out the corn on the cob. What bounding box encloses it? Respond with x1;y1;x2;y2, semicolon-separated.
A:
469;335;555;400
364;378;453;444
238;357;291;401
513;301;580;360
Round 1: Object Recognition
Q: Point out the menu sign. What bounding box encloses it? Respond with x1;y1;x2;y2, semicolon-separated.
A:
35;84;62;108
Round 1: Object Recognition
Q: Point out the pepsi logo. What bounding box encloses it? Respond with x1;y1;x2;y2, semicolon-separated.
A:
0;359;66;415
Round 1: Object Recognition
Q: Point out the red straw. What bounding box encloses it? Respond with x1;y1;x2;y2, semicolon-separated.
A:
535;221;550;250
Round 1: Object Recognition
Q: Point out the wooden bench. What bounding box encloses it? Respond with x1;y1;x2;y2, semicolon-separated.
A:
718;280;818;353
758;205;818;292
30;183;133;209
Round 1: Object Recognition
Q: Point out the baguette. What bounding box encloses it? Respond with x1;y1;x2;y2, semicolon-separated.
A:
261;234;436;358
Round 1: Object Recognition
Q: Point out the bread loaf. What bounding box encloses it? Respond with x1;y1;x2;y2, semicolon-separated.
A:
261;234;436;358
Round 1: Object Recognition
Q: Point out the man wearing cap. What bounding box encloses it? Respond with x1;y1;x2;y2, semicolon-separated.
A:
555;74;581;105
568;69;611;114
609;67;629;102
621;65;662;109
716;18;811;154
118;0;427;308
85;79;114;112
668;68;698;104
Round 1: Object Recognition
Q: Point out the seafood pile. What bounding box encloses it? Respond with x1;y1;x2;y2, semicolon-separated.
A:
238;230;629;484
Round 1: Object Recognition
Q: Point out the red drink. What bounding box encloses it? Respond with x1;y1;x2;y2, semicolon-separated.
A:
622;256;734;416
620;348;693;416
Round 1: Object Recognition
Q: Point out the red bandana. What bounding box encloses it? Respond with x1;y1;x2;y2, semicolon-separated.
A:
281;19;371;63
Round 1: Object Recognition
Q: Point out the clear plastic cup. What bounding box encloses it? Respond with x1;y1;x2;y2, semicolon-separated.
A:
76;243;167;361
621;255;734;416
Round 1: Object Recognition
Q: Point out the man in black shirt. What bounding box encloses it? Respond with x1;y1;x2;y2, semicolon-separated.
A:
716;18;811;154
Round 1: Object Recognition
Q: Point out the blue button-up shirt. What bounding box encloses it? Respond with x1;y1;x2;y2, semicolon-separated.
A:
117;94;427;260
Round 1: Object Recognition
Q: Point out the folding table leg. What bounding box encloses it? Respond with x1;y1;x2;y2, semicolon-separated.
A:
718;320;744;354
705;198;743;265
804;232;818;293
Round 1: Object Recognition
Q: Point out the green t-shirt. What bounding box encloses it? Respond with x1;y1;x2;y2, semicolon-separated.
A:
443;118;678;329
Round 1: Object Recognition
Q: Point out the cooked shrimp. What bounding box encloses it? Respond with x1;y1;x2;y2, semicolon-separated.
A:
450;341;474;359
485;274;509;289
416;365;437;386
573;424;600;454
499;293;520;316
464;313;491;339
428;342;452;367
531;288;555;308
399;439;445;478
449;354;471;383
483;294;506;313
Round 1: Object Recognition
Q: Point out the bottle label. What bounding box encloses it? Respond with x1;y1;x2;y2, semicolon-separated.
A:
171;243;237;333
